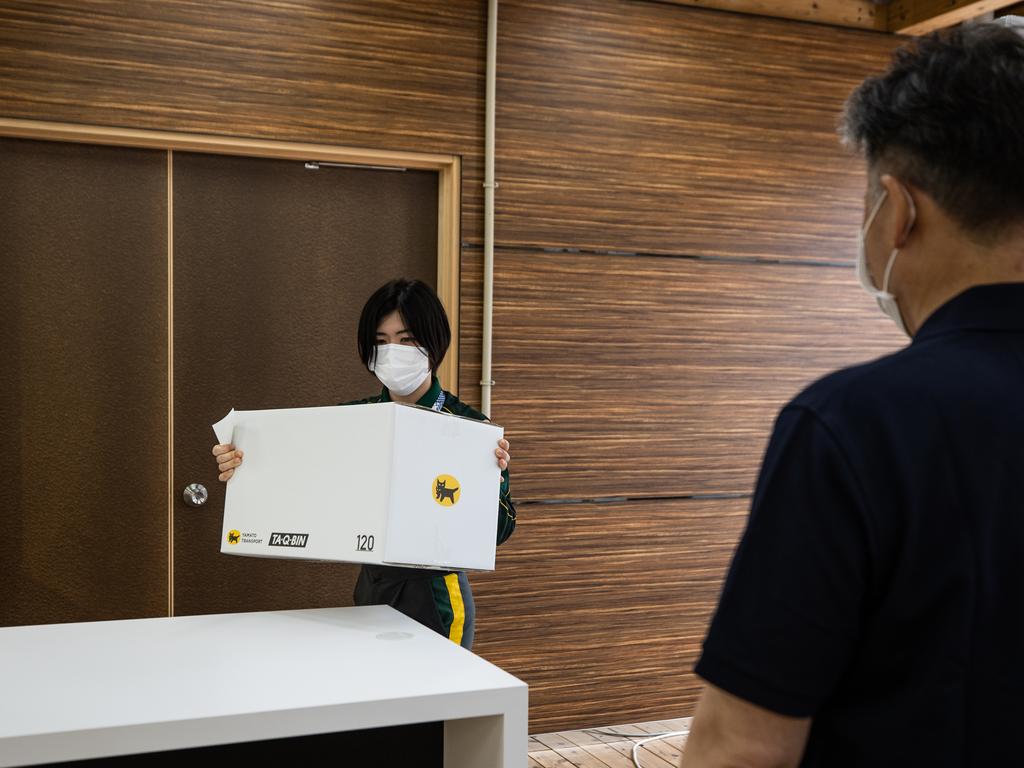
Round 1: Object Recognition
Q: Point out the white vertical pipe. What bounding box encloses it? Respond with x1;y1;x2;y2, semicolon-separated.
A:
481;0;498;418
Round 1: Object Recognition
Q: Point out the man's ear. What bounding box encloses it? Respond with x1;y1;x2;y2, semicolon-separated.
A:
879;174;917;248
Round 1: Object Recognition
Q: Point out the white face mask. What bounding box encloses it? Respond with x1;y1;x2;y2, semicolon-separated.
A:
857;188;915;336
369;343;431;396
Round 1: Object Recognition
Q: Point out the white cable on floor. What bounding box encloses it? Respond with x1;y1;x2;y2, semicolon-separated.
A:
582;727;690;768
585;728;673;739
631;731;690;768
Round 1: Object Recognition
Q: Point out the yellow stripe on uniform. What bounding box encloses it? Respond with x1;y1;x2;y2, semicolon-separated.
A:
443;573;465;645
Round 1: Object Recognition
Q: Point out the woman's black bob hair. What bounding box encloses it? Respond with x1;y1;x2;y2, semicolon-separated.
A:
357;278;451;374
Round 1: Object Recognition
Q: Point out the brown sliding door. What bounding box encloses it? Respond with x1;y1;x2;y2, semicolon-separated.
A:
0;138;169;627
171;151;439;616
2;135;446;626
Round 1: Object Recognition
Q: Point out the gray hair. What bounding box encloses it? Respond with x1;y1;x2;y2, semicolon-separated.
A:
841;22;1024;238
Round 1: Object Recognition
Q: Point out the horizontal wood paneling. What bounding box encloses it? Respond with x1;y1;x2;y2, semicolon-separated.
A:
493;0;898;262
463;249;904;501
0;138;168;627
471;497;748;733
0;1;483;152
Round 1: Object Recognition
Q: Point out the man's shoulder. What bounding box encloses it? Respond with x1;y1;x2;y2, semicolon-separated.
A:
789;341;933;419
440;391;488;422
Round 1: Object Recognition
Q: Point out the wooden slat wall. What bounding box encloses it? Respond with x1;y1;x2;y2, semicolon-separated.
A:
493;0;898;263
465;0;902;733
462;250;904;502
0;2;484;214
471;498;749;733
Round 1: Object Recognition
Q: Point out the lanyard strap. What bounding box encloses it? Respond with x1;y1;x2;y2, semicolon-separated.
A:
431;390;446;412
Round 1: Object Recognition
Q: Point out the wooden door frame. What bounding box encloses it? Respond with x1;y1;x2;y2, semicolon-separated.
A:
0;117;461;617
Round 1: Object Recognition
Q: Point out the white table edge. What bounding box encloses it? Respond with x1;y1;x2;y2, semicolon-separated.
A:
0;683;528;766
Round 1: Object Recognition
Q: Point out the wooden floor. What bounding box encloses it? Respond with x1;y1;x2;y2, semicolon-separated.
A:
529;718;692;768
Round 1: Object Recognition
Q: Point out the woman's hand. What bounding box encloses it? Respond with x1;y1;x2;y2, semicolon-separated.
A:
495;438;511;471
212;443;244;482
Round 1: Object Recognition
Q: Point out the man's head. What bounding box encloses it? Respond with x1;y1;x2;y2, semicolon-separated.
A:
842;21;1024;335
843;22;1024;241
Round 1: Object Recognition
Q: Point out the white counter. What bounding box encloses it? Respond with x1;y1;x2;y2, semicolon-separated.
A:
0;605;527;767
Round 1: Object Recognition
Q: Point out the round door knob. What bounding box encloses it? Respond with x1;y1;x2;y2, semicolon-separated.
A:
183;483;209;508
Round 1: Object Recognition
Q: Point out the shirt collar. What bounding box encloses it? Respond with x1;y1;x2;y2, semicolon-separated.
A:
378;376;443;408
913;283;1024;344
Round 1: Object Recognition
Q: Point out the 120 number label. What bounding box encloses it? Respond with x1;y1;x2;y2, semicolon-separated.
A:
356;534;375;552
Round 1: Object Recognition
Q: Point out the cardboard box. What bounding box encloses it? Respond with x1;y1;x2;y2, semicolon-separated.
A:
212;402;503;571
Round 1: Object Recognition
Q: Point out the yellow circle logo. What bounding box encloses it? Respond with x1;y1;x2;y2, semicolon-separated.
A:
432;475;461;507
227;529;241;545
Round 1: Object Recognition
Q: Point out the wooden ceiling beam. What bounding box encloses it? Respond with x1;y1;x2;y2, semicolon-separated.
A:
654;0;1023;33
653;0;888;31
887;0;1023;34
888;0;1024;33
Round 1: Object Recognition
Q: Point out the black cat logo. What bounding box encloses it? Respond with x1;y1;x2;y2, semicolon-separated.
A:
433;475;461;506
436;479;459;503
227;529;241;545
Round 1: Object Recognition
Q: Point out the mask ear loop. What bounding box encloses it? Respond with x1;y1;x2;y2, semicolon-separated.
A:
880;184;918;295
881;247;900;295
863;189;889;236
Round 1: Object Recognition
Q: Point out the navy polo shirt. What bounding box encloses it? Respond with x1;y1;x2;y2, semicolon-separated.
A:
696;283;1024;767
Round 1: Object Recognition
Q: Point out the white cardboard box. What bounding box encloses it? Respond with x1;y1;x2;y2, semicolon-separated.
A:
212;402;503;571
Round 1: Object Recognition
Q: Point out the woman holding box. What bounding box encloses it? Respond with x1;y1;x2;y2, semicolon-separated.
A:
211;278;516;649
